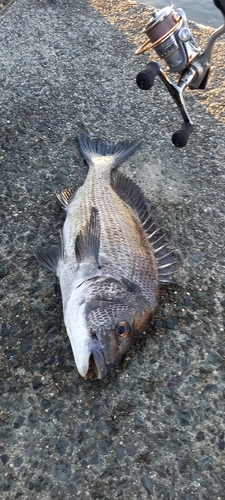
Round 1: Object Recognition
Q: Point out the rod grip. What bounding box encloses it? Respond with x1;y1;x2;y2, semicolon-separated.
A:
136;62;160;90
172;122;193;148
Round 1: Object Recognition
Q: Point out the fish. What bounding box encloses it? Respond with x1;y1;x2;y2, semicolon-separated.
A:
34;134;176;379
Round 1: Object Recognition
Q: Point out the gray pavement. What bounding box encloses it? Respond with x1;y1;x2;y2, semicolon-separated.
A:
0;0;225;499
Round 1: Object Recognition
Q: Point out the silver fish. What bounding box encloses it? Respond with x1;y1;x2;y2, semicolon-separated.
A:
34;134;176;379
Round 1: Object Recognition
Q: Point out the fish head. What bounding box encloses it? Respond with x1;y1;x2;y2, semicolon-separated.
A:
65;276;157;380
84;277;157;379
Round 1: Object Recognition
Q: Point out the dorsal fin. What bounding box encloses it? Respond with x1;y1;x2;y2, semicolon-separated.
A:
112;171;149;221
112;171;177;282
56;186;77;208
75;207;100;266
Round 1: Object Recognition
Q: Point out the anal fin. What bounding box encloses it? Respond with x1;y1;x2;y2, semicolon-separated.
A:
56;186;77;209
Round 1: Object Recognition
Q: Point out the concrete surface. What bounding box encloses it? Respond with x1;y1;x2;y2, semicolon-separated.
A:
0;0;225;499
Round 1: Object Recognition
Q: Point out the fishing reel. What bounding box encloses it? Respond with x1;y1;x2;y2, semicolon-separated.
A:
136;1;225;147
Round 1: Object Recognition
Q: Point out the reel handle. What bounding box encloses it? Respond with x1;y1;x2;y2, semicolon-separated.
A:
136;62;160;90
213;0;225;16
172;122;193;148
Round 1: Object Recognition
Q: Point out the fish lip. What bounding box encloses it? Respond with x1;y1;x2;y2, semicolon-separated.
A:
89;337;108;379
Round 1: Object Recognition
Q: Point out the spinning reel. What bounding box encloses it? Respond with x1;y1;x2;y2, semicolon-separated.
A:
136;1;225;147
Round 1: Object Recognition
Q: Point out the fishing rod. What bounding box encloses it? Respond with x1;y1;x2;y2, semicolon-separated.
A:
135;0;225;147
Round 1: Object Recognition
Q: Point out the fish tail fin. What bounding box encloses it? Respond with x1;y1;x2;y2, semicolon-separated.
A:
77;133;141;169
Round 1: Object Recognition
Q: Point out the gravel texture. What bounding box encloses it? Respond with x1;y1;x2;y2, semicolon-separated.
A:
0;0;225;499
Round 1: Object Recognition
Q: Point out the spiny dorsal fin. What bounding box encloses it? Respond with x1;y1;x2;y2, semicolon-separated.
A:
56;186;76;208
75;207;100;266
112;171;178;283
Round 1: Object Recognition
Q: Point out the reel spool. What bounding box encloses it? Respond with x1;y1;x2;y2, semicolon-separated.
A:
136;6;182;55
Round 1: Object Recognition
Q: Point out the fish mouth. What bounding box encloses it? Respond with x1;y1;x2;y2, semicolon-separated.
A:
87;338;108;380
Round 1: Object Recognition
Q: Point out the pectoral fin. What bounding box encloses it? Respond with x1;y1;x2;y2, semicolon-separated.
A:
75;207;100;266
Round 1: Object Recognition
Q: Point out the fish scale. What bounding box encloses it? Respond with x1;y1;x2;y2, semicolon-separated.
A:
63;167;158;305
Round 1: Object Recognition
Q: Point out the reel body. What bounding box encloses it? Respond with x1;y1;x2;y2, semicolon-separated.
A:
136;2;225;147
138;6;200;74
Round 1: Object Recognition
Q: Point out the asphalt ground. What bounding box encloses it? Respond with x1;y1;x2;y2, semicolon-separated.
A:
0;1;225;499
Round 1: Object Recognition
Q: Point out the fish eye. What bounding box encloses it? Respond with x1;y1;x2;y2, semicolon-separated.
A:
115;321;131;339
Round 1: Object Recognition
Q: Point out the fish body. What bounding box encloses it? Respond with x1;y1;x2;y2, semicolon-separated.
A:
35;134;176;379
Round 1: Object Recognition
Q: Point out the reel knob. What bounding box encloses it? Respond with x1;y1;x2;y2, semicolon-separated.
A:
172;122;193;148
136;62;160;90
